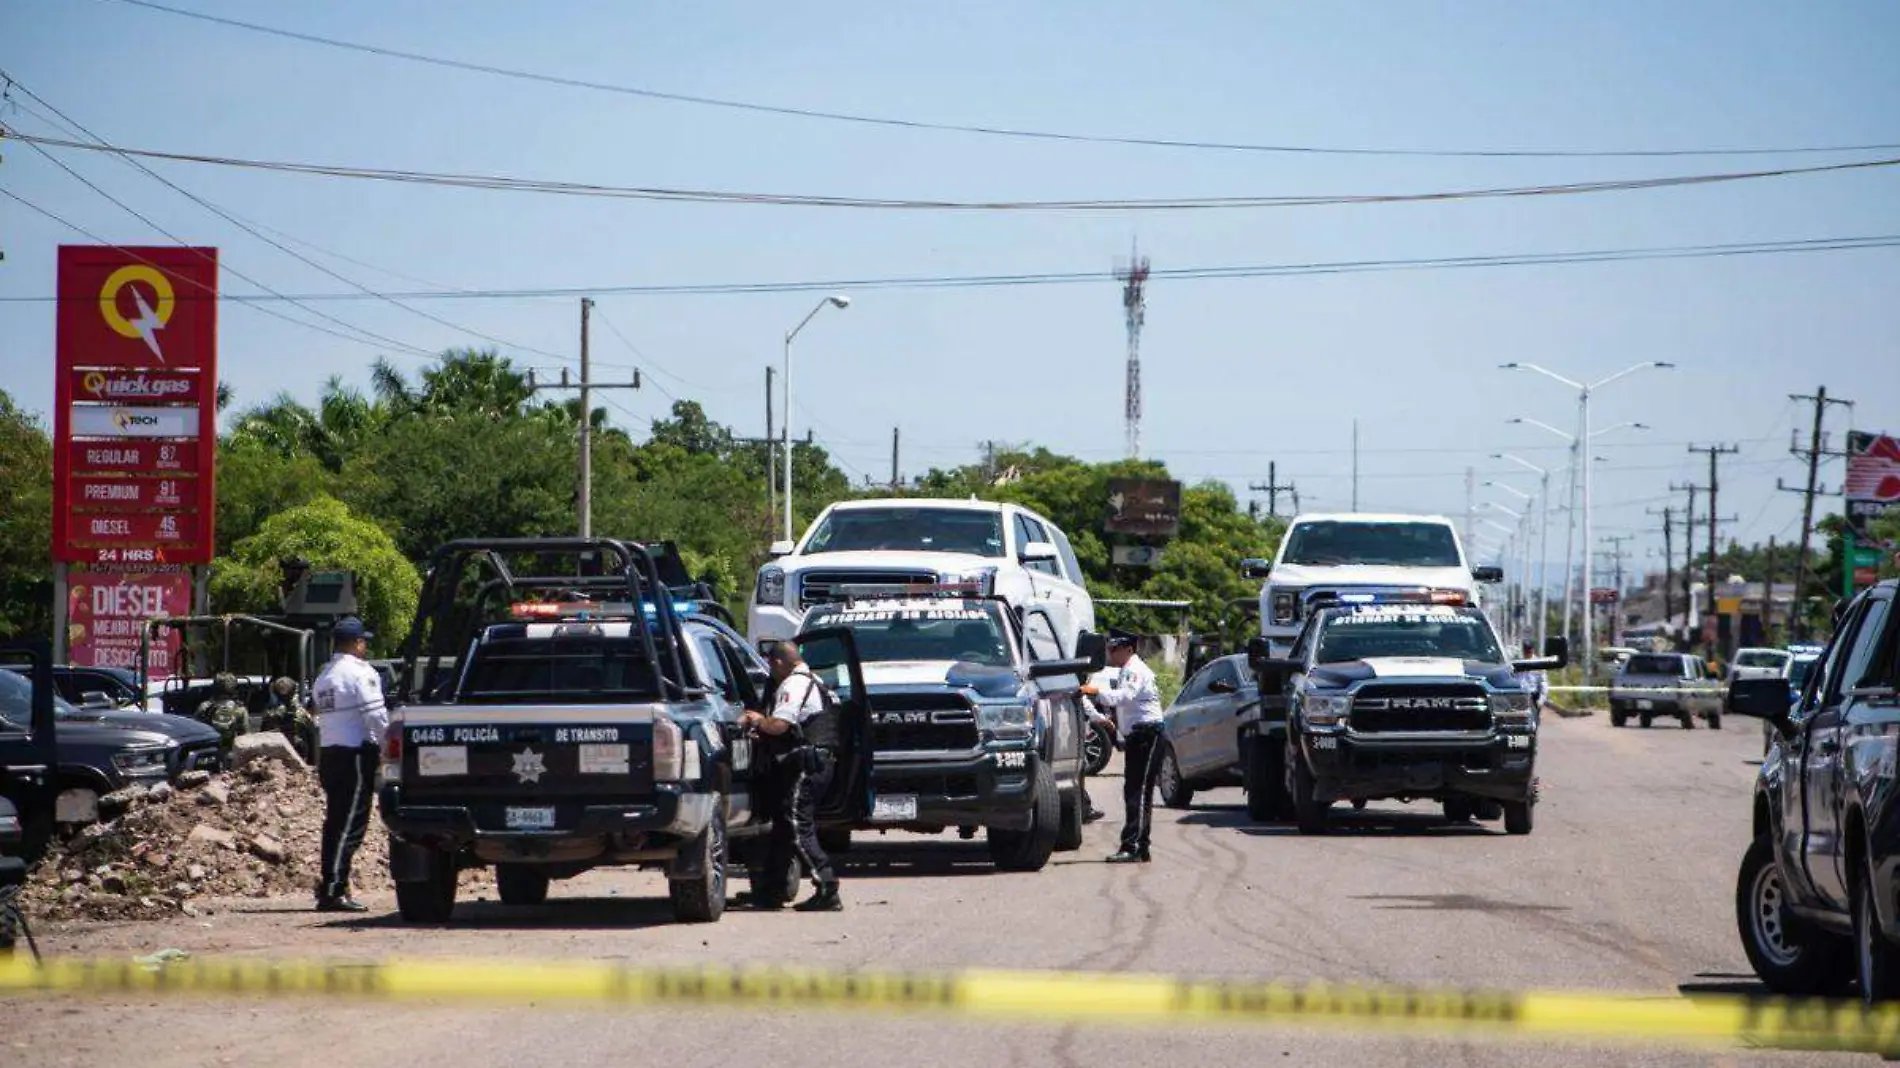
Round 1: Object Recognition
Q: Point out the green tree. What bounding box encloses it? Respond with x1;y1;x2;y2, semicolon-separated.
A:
209;495;421;649
0;390;53;639
213;437;333;556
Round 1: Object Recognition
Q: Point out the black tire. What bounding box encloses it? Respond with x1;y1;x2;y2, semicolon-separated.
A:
1503;798;1534;835
393;846;457;923
1640;713;1653;729
1055;790;1084;852
1245;738;1288;822
1157;742;1195;809
668;793;728;923
818;827;853;855
1609;704;1627;728
1292;754;1328;836
746;851;801;909
1443;798;1475;823
1081;723;1114;777
1679;712;1695;730
989;760;1060;872
1709;712;1723;730
495;864;550;907
1474;800;1504;821
1736;834;1847;995
1857;860;1900;1004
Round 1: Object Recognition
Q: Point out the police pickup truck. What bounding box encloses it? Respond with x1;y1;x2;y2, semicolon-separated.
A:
379;538;874;924
1250;603;1566;836
799;586;1103;872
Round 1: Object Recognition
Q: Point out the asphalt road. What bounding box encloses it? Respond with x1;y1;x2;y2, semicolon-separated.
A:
5;712;1875;1067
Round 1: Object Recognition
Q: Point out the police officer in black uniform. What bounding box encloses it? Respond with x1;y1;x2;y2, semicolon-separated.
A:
739;641;844;912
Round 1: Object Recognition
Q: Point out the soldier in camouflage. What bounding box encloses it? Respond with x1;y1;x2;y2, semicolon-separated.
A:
195;673;251;750
260;676;318;761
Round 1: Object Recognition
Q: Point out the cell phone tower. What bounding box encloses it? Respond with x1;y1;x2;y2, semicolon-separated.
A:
1116;241;1150;459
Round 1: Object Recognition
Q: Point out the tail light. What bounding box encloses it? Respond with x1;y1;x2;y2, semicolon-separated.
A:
652;718;683;782
381;721;403;779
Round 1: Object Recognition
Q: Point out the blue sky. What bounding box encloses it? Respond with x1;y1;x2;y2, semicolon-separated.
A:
3;0;1896;584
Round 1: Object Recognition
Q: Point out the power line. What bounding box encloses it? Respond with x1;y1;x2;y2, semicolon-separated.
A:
6;234;1896;305
10;128;1899;213
0;78;583;367
102;0;1900;161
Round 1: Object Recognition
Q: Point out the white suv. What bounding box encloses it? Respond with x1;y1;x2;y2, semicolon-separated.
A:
1243;512;1501;655
749;499;1097;650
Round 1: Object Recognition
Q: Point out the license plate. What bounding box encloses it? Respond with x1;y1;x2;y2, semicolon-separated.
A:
505;806;556;830
871;794;918;823
1636;699;1653;710
416;745;468;777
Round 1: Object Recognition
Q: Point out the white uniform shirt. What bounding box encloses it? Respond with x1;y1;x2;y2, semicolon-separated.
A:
770;665;829;726
1096;654;1164;733
313;652;389;749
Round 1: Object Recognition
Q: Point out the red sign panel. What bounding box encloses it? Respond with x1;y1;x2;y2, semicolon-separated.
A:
65;439;201;475
67;368;205;405
54;246;218;564
70;475;191;510
1589;587;1620;604
74;511;203;547
66;567;191;677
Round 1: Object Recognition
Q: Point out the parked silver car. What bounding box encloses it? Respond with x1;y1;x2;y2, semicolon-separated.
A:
1156;654;1262;808
1609;652;1723;729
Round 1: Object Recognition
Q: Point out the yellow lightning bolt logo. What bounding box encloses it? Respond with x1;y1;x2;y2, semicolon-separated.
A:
99;265;177;363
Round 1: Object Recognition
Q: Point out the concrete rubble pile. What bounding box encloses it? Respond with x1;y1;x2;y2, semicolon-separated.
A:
21;739;485;922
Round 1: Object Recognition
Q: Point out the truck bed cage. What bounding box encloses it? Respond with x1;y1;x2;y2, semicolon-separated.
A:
397;537;695;705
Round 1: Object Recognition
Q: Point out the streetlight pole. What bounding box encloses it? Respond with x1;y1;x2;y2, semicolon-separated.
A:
1479;508;1524;647
1485;485;1535;649
1492;454;1553;648
781;295;851;542
1503;361;1674;682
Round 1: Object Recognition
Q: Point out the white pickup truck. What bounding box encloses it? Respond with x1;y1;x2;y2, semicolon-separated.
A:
1242;513;1502;656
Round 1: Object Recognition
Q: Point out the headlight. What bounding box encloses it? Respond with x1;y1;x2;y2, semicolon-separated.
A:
940;568;998;597
755;566;786;606
1271;589;1301;625
112;745;173;776
977;701;1034;735
1302;694;1351;727
1490;692;1536;725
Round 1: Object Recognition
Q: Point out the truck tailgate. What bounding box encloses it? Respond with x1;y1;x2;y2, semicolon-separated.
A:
398;706;657;799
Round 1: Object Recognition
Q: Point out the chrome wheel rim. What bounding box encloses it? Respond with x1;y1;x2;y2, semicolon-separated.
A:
1752;862;1800;968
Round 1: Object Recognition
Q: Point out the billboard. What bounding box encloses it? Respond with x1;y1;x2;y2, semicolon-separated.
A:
65;566;191;678
1105;479;1182;536
1845;432;1900;542
53;247;218;565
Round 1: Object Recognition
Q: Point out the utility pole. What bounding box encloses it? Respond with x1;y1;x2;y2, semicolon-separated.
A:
1670;482;1700;644
1764;534;1780;643
890;426;900;492
1351;420;1360;511
527;301;640;538
1464;467;1476;551
1599;534;1634;646
1689;443;1741;655
1782;386;1855;639
1647;506;1675;624
1248;462;1299;519
765;366;776;523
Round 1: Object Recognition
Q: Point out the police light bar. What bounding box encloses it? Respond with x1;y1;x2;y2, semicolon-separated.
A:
1321;589;1468;609
836;577;992;602
509;600;699;620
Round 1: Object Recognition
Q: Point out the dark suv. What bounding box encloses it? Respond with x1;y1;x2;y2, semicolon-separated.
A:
1732;579;1900;1004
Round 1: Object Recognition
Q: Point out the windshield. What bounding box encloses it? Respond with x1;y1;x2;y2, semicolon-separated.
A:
1624;654;1684;676
806;603;1013;667
1313;608;1504;664
458;634;662;703
804;508;1005;557
1788;657;1818;689
0;667;80;727
1736;650;1789;668
1282;521;1463;568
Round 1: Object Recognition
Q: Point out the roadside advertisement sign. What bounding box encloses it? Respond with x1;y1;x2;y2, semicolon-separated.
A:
1845;431;1900;541
65;566;191;677
1105;479;1182;536
52;246;218;565
1590;587;1620;605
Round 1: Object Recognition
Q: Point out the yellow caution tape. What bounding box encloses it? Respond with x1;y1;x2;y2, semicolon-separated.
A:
4;955;1900;1053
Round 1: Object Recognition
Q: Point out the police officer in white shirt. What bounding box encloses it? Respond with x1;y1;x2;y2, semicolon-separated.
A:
1084;629;1164;863
310;617;388;912
738;641;844;912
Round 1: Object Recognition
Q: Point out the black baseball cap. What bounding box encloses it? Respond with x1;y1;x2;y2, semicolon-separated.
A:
1107;627;1139;648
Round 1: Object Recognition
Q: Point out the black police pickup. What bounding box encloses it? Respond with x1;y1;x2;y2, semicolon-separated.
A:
800;589;1103;872
1250;603;1566;836
379;538;875;924
1731;578;1900;1004
1;642;57;955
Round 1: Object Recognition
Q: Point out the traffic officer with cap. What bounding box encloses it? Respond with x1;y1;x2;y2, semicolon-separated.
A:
1084;628;1164;863
739;641;844;912
310;617;387;912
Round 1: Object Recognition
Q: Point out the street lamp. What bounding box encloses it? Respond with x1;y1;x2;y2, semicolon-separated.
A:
782;295;852;542
1491;454;1554;648
1502;361;1674;682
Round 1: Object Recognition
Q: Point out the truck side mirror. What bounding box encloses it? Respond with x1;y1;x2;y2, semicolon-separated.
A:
1542;636;1568;669
1472;566;1504;584
767;540;795;558
1240;558;1273;579
1074;632;1108;673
